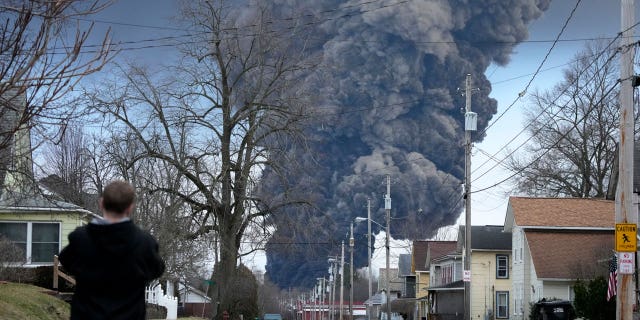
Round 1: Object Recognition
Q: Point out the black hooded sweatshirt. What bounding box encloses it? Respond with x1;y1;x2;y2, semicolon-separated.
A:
59;220;165;320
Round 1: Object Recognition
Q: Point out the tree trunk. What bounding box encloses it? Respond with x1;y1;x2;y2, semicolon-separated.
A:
211;226;240;320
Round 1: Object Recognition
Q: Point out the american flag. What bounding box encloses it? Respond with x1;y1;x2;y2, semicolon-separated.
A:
607;254;617;301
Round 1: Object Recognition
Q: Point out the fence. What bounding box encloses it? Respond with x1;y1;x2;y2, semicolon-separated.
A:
146;283;178;320
53;255;75;289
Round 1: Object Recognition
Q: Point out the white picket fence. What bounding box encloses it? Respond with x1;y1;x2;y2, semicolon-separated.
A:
146;284;178;320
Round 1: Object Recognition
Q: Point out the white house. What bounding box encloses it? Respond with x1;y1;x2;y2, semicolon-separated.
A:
504;197;614;319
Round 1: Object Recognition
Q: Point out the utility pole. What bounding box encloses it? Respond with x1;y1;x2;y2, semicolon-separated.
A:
367;198;372;319
617;1;636;319
350;223;354;320
329;257;337;320
463;73;477;320
385;174;391;320
340;241;345;320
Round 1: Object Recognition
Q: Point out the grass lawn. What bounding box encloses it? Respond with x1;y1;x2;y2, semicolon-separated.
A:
0;281;209;320
0;282;70;320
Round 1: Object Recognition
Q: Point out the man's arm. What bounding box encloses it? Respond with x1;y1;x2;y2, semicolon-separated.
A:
148;239;165;280
58;232;80;275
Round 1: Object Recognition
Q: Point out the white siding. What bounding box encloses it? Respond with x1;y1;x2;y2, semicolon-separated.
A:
511;226;526;320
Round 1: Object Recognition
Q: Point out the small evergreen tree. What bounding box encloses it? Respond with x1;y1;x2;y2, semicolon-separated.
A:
573;277;615;319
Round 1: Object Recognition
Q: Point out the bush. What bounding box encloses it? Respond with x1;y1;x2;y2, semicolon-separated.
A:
573;277;615;320
0;236;26;281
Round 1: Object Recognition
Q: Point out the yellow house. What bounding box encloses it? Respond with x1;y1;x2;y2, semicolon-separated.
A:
0;89;95;266
0;186;95;266
428;226;512;319
458;225;512;320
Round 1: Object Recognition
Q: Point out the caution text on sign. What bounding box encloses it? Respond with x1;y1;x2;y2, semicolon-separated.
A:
615;223;637;252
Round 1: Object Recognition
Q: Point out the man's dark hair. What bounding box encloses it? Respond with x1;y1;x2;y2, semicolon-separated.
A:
101;180;136;214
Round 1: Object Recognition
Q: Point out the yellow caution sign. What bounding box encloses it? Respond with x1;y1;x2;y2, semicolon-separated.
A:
616;223;637;252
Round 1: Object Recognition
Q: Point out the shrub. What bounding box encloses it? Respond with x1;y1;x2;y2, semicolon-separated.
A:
0;236;26;281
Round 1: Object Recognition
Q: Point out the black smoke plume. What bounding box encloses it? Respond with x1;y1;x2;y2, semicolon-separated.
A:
251;0;551;288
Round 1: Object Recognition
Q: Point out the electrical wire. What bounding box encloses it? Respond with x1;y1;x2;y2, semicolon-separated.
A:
478;0;583;138
471;39;623;185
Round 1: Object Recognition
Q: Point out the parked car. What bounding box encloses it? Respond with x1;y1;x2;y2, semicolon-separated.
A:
533;299;576;320
263;313;283;320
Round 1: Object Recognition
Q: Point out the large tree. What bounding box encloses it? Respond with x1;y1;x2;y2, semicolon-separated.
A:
88;0;316;317
0;0;113;192
509;41;626;198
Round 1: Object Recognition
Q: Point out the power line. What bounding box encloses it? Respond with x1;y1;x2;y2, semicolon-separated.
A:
472;78;620;194
470;23;637;184
471;39;623;186
478;0;583;138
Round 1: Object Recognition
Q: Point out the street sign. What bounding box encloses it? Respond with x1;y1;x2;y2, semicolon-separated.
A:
615;223;637;252
619;252;635;274
463;270;471;282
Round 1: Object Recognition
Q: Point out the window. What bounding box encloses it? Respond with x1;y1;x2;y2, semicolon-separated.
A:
496;291;509;318
496;254;509;278
0;222;60;264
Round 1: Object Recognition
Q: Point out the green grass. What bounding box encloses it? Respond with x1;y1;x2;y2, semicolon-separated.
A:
0;282;70;320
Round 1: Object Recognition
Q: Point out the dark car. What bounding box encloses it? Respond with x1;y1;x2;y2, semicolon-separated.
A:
533;299;576;320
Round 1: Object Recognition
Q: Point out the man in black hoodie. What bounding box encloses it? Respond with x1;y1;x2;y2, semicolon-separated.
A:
59;180;165;320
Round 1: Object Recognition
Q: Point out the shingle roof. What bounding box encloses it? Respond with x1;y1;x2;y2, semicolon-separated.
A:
458;225;512;251
412;241;458;273
412;240;429;272
0;190;86;212
509;197;614;228
398;254;413;276
426;241;457;268
526;230;613;279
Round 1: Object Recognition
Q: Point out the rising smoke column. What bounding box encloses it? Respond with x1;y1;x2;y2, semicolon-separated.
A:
255;0;551;288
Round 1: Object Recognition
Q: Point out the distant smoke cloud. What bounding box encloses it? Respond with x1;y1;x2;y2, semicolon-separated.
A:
252;0;550;288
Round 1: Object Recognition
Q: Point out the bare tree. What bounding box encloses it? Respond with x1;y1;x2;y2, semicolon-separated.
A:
0;0;114;191
38;124;93;206
508;41;626;198
87;1;316;316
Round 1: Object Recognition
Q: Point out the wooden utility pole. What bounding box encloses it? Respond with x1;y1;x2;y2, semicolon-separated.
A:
463;73;476;320
384;174;391;320
617;1;636;319
340;241;345;320
349;223;354;319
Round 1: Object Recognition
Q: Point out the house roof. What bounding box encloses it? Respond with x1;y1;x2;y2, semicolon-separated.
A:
398;254;412;277
428;280;464;291
508;197;614;228
0;190;90;214
458;225;512;251
526;230;613;279
364;292;385;305
412;240;429;272
426;241;457;268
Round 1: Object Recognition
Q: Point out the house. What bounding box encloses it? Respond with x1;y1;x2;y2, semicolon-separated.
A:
398;254;415;298
177;282;213;318
427;249;463;319
0;91;95;267
412;240;456;320
427;226;511;320
504;197;614;319
373;267;403;320
458;225;512;319
378;267;403;299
